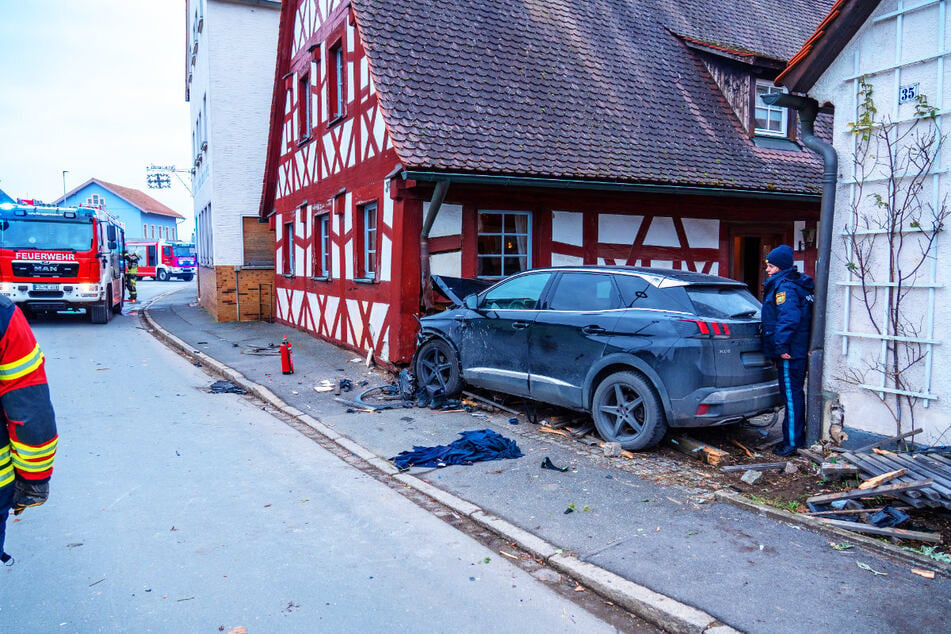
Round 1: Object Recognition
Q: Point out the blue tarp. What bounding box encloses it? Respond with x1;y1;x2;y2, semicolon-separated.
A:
391;429;523;470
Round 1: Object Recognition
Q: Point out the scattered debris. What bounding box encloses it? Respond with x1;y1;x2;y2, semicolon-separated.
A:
209;380;247;394
314;379;335;393
390;429;523;470
461;390;520;415
721;462;786;473
807;479;934;505
853;428;923;454
740;470;763;485
731;439;754;458
817;519;941;543
911;569;935;579
541;456;569;472
829;542;854;551
820;462;859;480
783;462;800;475
670;435;729;466
856;561;888;576
339;378;354;392
858;468;908;490
602;442;622;457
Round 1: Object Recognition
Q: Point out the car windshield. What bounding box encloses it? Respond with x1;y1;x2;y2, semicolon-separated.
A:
172;245;196;257
686;285;761;319
0;218;93;251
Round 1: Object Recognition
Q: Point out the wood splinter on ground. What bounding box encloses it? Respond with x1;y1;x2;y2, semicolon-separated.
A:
858;468;908;490
670;435;729;466
731;439;754;458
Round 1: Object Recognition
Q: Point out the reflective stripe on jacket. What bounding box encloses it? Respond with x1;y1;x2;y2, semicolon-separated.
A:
0;297;57;492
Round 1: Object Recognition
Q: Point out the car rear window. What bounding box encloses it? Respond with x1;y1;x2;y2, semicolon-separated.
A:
686;285;761;319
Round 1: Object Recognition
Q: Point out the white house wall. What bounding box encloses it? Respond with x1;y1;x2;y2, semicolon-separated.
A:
808;0;951;443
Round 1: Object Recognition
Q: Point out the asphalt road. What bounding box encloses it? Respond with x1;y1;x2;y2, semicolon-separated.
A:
0;281;621;632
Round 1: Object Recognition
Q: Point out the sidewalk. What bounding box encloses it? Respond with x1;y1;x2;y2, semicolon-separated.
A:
145;288;950;633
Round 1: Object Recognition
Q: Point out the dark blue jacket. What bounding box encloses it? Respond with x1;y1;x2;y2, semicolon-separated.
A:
761;268;814;359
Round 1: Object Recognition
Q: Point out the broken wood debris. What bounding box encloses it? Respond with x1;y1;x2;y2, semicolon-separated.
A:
816;518;942;543
461;390;521;415
731;439;753;458
852;428;923;454
796;448;825;465
858;468;907;490
670;435;729;466
806;479;934;505
821;462;859;480
841;451;951;510
721;462;786;473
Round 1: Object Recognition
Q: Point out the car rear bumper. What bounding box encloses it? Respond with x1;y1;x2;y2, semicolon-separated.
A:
669;380;781;427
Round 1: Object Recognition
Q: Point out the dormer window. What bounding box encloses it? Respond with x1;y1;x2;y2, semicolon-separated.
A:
754;80;788;137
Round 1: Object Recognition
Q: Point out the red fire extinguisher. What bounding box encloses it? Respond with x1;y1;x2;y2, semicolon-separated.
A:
280;335;294;374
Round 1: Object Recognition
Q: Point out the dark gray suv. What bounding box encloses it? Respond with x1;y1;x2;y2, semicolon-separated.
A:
413;266;780;450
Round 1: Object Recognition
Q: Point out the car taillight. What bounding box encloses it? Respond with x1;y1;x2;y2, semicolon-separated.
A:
678;319;731;337
696;404;710;416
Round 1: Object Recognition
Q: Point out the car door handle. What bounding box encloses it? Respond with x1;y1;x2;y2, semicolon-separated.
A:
511;321;531;330
581;325;606;335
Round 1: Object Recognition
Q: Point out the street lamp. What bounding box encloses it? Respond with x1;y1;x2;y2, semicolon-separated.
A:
62;170;69;201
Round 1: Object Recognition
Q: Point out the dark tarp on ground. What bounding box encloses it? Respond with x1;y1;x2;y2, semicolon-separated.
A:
391;429;523;469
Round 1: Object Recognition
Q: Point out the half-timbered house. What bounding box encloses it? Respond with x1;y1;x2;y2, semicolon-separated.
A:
260;0;835;366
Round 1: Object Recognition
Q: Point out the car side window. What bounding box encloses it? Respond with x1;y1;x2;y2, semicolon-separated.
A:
615;275;685;311
482;272;552;310
548;272;620;311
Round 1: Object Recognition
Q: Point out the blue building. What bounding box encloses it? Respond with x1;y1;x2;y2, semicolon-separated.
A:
55;178;184;241
0;188;13;204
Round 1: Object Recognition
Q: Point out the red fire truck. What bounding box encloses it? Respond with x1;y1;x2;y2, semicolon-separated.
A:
0;201;125;323
126;239;196;281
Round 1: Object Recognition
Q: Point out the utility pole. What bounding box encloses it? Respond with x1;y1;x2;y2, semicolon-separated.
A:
62;170;69;201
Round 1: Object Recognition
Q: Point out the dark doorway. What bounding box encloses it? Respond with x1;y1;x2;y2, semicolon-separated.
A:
728;226;787;299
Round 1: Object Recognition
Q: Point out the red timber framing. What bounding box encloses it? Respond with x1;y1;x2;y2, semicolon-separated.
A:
260;1;820;366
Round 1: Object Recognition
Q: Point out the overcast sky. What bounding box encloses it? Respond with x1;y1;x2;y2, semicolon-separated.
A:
0;1;194;228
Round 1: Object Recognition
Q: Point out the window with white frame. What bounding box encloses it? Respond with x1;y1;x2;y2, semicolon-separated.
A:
283;221;295;275
197;203;214;266
477;210;532;278
754;80;788;137
86;194;104;208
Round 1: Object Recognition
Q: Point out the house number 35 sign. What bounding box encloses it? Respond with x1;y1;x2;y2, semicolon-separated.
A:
898;83;920;104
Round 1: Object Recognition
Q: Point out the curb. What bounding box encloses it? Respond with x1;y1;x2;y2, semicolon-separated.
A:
714;490;951;577
141;305;735;633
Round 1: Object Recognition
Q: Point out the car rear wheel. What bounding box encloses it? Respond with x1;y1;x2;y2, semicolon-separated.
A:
414;339;462;397
591;371;667;450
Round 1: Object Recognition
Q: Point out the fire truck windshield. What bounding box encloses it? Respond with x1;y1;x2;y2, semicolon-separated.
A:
172;244;196;257
0;219;94;251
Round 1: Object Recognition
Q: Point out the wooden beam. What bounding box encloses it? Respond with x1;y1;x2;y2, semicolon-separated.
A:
853;428;924;454
797;448;824;465
858;469;908;490
721;462;787;473
670;435;730;466
816;518;942;543
821;462;859;479
807;479;934;505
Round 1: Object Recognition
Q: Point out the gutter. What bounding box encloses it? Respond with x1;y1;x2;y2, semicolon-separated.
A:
762;93;838;445
402;171;820;202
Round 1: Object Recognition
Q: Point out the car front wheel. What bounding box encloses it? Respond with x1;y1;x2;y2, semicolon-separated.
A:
413;339;462;397
591;371;667;450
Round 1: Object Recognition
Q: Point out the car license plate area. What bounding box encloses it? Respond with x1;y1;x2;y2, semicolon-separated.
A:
33;283;59;291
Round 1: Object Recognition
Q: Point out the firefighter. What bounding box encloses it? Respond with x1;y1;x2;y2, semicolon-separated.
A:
123;250;140;303
761;245;814;457
0;296;58;564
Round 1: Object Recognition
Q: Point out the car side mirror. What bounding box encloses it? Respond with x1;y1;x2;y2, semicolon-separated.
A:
464;294;479;310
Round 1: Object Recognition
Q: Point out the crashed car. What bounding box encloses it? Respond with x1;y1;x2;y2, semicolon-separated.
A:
413;266;780;450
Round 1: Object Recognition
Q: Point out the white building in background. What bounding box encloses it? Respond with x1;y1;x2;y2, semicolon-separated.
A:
187;0;280;321
777;0;951;444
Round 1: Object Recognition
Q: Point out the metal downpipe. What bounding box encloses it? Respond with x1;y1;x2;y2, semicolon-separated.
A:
789;98;838;445
420;180;449;312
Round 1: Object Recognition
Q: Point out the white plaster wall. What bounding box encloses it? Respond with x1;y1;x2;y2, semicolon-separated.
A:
807;0;951;443
427;203;462;237
196;0;280;266
598;214;643;244
681;218;719;249
552;210;583;246
430;252;462;277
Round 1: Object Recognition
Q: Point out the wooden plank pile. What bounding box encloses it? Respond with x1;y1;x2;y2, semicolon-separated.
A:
840;449;951;510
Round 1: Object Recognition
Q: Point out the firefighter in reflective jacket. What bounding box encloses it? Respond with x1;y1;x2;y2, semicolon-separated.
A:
761;245;814;457
123;250;140;303
0;296;58;564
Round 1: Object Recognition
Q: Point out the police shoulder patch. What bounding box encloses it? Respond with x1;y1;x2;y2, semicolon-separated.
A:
775;291;787;305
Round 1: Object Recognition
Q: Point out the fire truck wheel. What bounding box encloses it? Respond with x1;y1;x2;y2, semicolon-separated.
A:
157;269;170;281
89;289;112;324
181;274;194;282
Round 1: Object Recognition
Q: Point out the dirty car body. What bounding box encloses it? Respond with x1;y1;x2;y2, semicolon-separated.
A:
413;266;780;450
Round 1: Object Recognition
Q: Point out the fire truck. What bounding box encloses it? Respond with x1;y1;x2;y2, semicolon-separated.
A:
0;201;125;323
126;239;196;281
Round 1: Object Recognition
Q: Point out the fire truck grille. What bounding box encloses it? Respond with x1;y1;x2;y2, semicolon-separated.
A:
28;291;65;298
12;262;80;278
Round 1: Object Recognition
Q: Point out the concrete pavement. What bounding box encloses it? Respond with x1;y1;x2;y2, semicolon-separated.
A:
145;287;951;633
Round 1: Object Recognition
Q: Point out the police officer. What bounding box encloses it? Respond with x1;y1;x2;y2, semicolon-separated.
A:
761;245;814;457
0;296;58;564
123;250;140;303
